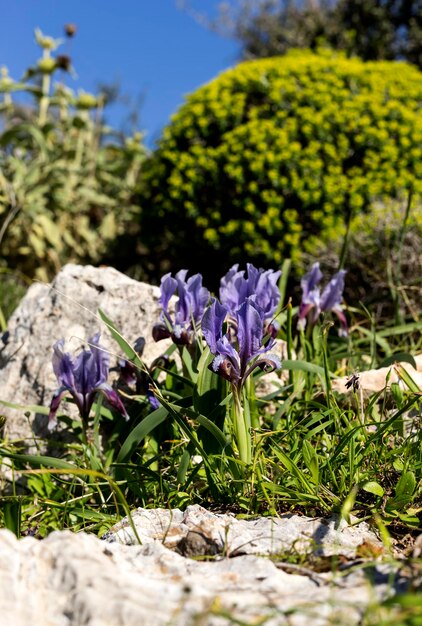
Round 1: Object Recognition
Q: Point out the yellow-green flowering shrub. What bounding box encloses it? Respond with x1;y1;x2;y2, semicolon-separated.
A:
138;50;422;284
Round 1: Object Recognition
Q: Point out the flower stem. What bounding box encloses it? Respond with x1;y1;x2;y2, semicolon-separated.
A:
38;49;52;126
231;385;251;465
244;376;259;429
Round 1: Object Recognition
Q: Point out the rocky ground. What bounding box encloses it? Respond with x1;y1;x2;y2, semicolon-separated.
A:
1;504;420;626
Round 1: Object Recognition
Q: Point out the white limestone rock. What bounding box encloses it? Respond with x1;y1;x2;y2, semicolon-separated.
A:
0;264;171;444
332;355;422;396
103;504;384;560
0;523;405;626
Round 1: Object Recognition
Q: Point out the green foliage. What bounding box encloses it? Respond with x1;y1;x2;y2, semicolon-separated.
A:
0;266;28;329
197;0;422;69
0;29;145;281
137;51;422;286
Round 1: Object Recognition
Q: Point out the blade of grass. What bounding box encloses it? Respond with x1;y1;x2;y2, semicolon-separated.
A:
116;405;169;464
0;448;77;470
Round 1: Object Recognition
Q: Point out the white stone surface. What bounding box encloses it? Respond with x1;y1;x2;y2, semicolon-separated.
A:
103;503;384;559
0;263;171;443
333;355;422;395
0;516;403;626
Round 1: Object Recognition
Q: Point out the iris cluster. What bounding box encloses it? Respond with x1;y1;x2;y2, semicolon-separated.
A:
48;333;128;431
202;264;282;390
152;270;210;346
297;262;348;337
48;262;347;432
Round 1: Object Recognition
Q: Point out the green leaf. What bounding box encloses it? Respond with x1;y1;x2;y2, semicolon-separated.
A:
378;352;417;370
362;481;384;497
0;123;47;150
0;448;77;470
390;382;404;409
396;512;420;527
377;321;422;338
395;470;416;501
153;393;226;496
157;396;231;454
115;406;169;464
393;458;404;472
386;470;417;512
274;447;317;496
0;497;22;536
281;360;336;389
394;364;421;393
282;359;326;376
98;308;145;370
302;439;319;485
35;213;63;250
340;486;358;523
355;327;392;356
180;345;198;383
177;449;192;485
275;257;291;312
193;347;228;451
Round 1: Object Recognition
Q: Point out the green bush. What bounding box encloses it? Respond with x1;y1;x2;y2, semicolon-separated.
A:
137;50;422;286
0;29;145;282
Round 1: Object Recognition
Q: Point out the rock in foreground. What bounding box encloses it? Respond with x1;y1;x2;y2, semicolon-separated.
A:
0;264;169;444
0;505;411;626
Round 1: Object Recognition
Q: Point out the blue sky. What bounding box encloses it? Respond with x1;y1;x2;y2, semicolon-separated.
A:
0;1;240;148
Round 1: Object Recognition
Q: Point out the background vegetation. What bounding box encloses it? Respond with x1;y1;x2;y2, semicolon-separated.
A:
181;0;422;68
0;28;144;287
1;20;422;322
133;50;422;294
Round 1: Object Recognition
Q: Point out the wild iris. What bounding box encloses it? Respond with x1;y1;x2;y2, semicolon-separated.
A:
202;285;281;464
152;269;210;346
298;262;348;337
48;332;128;432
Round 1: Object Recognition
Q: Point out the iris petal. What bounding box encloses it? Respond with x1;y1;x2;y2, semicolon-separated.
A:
49;333;128;426
201;298;228;354
96;383;129;421
320;270;346;311
236;299;264;366
47;386;68;431
52;339;76;390
159;273;177;314
156;270;210;345
298;264;347;336
89;332;109;387
301;262;323;303
220;263;281;319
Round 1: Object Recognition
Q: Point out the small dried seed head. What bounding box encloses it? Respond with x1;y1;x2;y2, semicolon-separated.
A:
55;55;71;72
64;23;77;37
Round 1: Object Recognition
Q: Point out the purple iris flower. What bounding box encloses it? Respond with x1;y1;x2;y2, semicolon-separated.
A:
298;262;348;337
48;333;129;431
220;263;281;320
202;297;281;388
153;270;210;346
